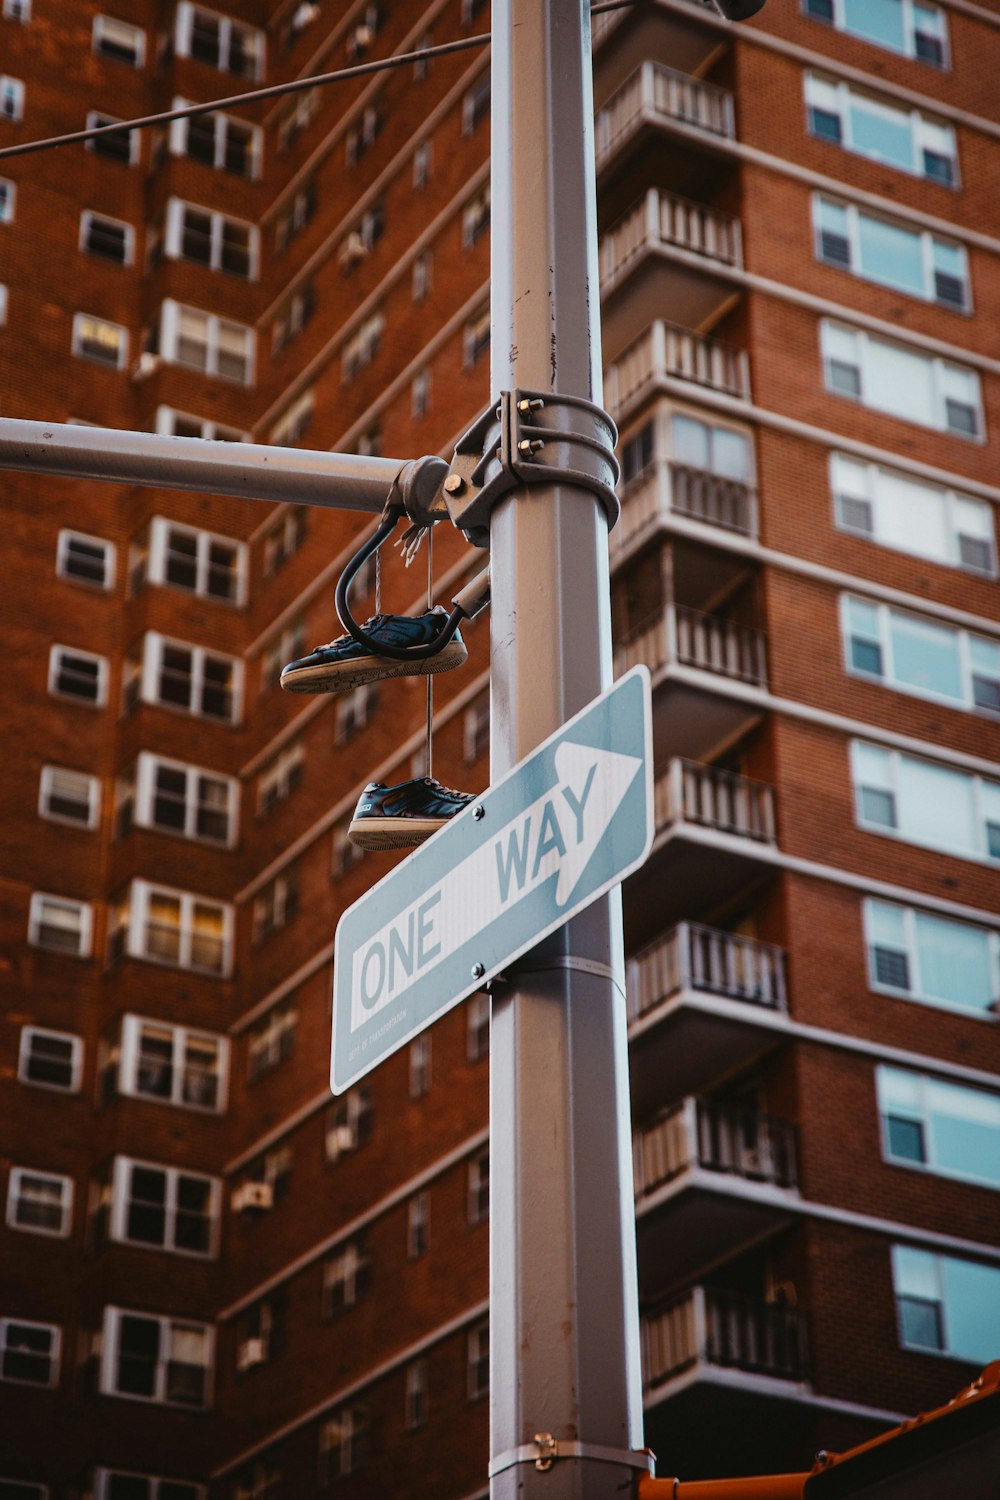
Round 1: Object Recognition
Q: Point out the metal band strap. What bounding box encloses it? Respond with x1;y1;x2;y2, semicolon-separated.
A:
496;955;626;999
488;1436;655;1477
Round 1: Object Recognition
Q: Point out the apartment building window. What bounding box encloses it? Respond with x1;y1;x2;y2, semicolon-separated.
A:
0;76;24;120
269;392;313;447
319;1407;369;1481
278;87;319;151
322;1239;371;1317
468;1152;489;1224
409;1036;431;1099
841;596;1000;714
345;103;382;165
141;517;244;603
159;301;254;383
892;1246;1000;1362
245;1147;292;1203
405;1360;428;1429
464;309;490;367
165;199;256;278
620;422;655;489
93;15;145;65
85;111;136;163
28;894;92;956
112;1015;227;1112
154;407;245;442
407;1192;429;1259
170;101;260;177
118;753;238;845
830;454;996;576
672;412;753;482
175;3;264;79
464;696;490;763
272;283;315;353
110;879;233;975
467;992;490;1061
0;177;14;221
326;1086;373;1161
342;311;384;382
877;1066;1000;1189
263;507;306;573
0;1319;59;1387
335;684;376;743
803;0;948;66
0;282;6;325
237;1298;286;1370
108;1158;219;1256
412;139;432;188
467;1323;489;1399
463;73;491;133
80;211;134;266
128;633;241;721
820;320;981;438
813;195;968;309
851;741;1000;865
333;820;365;877
230;1464;277;1500
275;180;316;250
805;74;956;184
252;870;299;944
411;369;431;419
4;0;31;20
95;1473;204;1500
257;741;304;814
39;766;100;828
6;1169;72;1236
411;249;432;302
72;313;128;369
100;1307;213;1408
18;1028;83;1091
462;183;490;247
247;1003;297;1079
863;897;999;1020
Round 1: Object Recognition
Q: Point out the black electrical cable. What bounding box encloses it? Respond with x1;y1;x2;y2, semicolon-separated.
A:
0;1;636;163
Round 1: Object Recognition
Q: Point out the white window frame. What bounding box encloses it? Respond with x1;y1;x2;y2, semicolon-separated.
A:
840;594;1000;716
411;369;431;419
851;740;1000;867
108;1156;221;1257
464;308;490;367
335;684;376;743
829;453;996;577
405;1359;428;1429
269;391;314;447
341;311;384;382
462;73;491;134
467;1322;489;1399
147;518;246;603
135;631;243;722
116;1014;229;1113
464;696;490;763
72;313;129;369
153;407;246;443
164;197;258;278
820;319;983;440
6;1167;73;1237
252;870;299;944
412;139;432;189
79;210;135;267
802;0;949;67
322;1239;371;1317
38;765;101;829
99;1306;214;1409
333;820;365;877
804;73;958;185
319;1406;368;1480
56;528;116;588
48;644;108;706
169;97;261;178
467;992;490;1061
257;740;304;814
812;194;969;310
3;0;32;20
876;1065;1000;1191
0;75;24;121
247;1003;297;1078
28;893;92;957
409;1036;432;1100
124;751;238;846
159;299;255;384
18;1027;83;1092
0;1317;60;1388
0;282;6;326
468;1151;489;1225
111;878;234;976
863;897;1000;1022
92;14;145;66
94;1472;205;1500
174;2;264;79
0;176;17;222
891;1245;1000;1362
407;1191;429;1259
462;184;490;248
85;110;138;163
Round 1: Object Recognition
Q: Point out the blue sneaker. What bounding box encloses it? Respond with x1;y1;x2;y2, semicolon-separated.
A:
349;777;476;850
280;609;468;694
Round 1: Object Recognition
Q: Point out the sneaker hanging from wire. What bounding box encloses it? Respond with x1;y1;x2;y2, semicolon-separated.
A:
348;776;477;851
279;607;468;695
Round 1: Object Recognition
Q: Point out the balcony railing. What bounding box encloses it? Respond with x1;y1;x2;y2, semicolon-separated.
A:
634;1097;798;1196
655;759;777;845
615;605;767;688
596;61;736;168
605;321;751;416
600;188;743;288
627;922;788;1023
643;1286;808;1389
669;461;758;535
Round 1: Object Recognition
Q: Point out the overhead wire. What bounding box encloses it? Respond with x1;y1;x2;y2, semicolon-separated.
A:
0;0;636;163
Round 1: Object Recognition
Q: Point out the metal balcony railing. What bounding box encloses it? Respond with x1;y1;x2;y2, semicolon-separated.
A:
627;922;788;1022
615;605;767;688
634;1097;798;1196
600;188;743;288
669;461;758;535
596;61;737;167
654;759;777;844
605;321;751;415
643;1287;809;1388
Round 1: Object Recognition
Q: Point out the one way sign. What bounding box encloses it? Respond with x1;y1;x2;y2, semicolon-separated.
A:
330;665;653;1093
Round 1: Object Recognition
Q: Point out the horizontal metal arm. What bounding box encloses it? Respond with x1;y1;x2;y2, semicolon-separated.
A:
0;418;410;514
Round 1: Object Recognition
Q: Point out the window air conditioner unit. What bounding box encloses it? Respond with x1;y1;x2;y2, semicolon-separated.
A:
236;1336;267;1371
347;24;373;57
232;1181;274;1213
131;352;161;381
327;1123;357;1159
339;232;368;267
292;2;320;29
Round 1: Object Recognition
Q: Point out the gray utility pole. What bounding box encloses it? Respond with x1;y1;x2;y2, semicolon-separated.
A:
488;3;646;1497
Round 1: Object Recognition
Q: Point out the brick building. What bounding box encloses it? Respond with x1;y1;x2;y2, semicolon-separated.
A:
1;1;999;1497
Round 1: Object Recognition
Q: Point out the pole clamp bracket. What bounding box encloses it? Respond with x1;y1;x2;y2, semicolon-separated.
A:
437;388;621;547
488;1435;655;1478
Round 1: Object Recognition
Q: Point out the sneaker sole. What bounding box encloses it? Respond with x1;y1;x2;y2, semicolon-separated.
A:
280;639;468;694
348;816;447;851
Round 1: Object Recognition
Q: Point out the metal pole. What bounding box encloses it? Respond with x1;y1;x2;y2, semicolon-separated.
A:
489;2;644;1497
0;417;408;512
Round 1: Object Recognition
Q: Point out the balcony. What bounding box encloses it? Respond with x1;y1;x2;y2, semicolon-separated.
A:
605;321;751;426
634;1098;799;1292
613;459;759;566
601;189;743;359
643;1286;808;1407
596;61;736;177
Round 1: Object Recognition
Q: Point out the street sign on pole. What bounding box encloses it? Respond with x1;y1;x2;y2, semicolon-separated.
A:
330;665;652;1094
